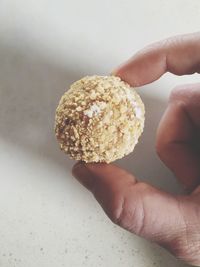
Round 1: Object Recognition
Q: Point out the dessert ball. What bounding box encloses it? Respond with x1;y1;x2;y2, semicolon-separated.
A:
55;75;145;163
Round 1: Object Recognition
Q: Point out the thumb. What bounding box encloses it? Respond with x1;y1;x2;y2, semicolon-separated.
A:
72;163;184;248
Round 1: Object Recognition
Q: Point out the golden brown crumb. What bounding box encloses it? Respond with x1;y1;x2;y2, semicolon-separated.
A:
55;75;145;163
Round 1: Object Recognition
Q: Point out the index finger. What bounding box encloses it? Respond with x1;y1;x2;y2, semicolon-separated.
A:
113;32;200;86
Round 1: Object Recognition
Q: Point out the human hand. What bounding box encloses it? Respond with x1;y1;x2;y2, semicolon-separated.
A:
73;32;200;266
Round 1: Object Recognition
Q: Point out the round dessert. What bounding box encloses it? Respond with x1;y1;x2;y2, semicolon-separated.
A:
55;75;145;163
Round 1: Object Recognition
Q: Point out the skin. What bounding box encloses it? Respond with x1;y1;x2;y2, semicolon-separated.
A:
72;32;200;266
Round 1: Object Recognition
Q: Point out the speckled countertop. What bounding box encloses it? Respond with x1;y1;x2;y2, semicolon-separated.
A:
0;0;199;266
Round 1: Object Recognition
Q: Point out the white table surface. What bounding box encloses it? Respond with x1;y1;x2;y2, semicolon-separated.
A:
0;0;200;266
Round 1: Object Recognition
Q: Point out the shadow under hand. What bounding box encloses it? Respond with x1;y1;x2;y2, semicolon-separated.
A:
117;93;182;194
0;43;84;170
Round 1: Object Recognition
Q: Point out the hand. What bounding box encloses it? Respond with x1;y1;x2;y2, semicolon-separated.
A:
73;32;200;266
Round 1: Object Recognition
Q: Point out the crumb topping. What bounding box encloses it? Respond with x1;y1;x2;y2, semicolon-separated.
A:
55;75;145;163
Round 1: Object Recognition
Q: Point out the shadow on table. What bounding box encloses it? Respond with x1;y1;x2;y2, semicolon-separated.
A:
0;43;85;171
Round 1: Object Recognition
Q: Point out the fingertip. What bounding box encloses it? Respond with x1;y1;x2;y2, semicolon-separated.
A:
72;162;111;190
111;62;144;87
72;161;84;176
110;69;118;76
72;162;94;190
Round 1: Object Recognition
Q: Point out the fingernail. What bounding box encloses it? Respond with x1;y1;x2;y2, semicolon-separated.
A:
110;70;117;76
110;69;119;76
72;163;94;190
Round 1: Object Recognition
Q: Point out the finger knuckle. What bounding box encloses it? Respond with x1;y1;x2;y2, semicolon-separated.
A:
156;136;167;161
109;184;148;236
169;85;187;103
109;195;130;228
169;84;200;104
